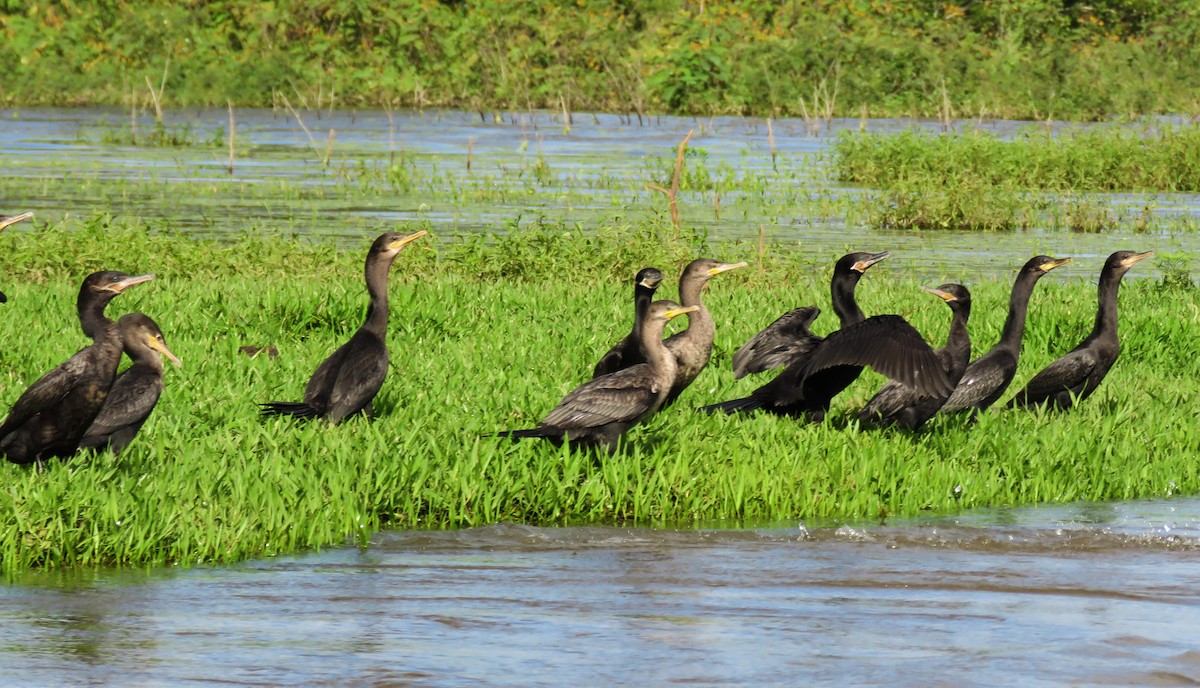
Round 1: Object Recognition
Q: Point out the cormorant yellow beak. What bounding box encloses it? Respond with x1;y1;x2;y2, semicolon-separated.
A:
1040;257;1071;271
148;335;183;368
388;229;428;251
662;305;700;320
852;252;891;273
104;274;155;293
1121;251;1153;268
0;212;33;232
707;261;748;276
920;285;957;302
638;276;664;289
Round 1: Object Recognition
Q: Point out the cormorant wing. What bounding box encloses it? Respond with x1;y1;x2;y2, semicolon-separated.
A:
83;368;161;436
799;315;953;398
593;334;638;378
1009;349;1097;406
541;366;662;429
0;360;83;436
324;338;389;420
732;306;822;378
941;350;1017;412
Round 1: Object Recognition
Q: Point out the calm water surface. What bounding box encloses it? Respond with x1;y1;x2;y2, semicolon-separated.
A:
3;498;1199;686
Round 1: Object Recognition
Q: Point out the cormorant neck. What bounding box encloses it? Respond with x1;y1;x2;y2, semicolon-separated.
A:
79;292;117;341
676;276;713;339
995;272;1039;353
1092;267;1126;342
631;285;654;339
946;306;971;358
130;346;166;373
362;254;395;337
831;274;865;327
639;317;677;379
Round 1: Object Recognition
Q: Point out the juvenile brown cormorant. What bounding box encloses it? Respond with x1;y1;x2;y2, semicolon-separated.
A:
731;252;890;378
0;271;155;464
592;267;665;378
261;230;426;423
496;301;698;452
0;212;33;303
1007;250;1151;410
858;284;971;430
79;313;182;454
660;258;747;406
939;255;1070;414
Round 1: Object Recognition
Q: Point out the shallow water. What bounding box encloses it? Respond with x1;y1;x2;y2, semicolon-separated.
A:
3;498;1199;686
2;107;1196;280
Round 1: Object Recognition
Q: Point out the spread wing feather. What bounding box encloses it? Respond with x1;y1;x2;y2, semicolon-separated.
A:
799;315;952;398
731;307;822;378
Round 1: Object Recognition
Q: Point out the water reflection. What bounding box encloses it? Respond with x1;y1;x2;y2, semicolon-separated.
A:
2;498;1199;685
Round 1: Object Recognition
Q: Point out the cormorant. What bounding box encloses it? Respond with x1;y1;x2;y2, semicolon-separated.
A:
261;230;426;423
495;301;698;452
731;251;890;378
704;251;936;421
660;258;747;405
79;313;182;454
1006;250;1151;410
0;212;33;303
0;271;155;464
939;255;1070;414
592;267;665;378
858;284;971;430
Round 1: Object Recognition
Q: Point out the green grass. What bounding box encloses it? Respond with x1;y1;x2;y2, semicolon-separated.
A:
0;222;1194;573
834;126;1200;192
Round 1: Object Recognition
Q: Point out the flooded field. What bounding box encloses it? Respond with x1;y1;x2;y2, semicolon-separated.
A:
3;107;1197;279
3;498;1199;686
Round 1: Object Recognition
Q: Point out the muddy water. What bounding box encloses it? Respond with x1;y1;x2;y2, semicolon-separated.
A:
3;498;1198;686
2;107;1196;280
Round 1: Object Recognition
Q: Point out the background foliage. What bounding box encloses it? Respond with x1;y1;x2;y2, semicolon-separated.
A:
2;1;1199;119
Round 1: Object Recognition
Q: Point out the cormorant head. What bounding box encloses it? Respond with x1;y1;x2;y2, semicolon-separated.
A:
838;251;890;278
1106;250;1153;274
119;313;182;367
921;283;971;317
650;300;700;323
373;230;428;260
635;267;665;291
680;258;748;286
83;271;156;296
1022;255;1071;276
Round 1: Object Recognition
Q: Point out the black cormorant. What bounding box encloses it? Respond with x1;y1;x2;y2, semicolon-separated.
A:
939;255;1070;414
858;284;972;430
78;313;182;454
592;267;665;378
261;230;426;423
496;301;698;452
1006;250;1151;410
0;271;155;464
730;252;891;378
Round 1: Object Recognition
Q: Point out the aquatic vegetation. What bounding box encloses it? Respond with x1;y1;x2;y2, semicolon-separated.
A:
833;126;1200;193
0;224;1193;572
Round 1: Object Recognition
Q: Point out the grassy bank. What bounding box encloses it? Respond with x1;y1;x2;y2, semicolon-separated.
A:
1;222;1195;572
3;1;1200;120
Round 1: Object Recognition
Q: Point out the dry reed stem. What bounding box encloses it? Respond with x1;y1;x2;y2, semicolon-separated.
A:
645;129;693;229
226;100;235;175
